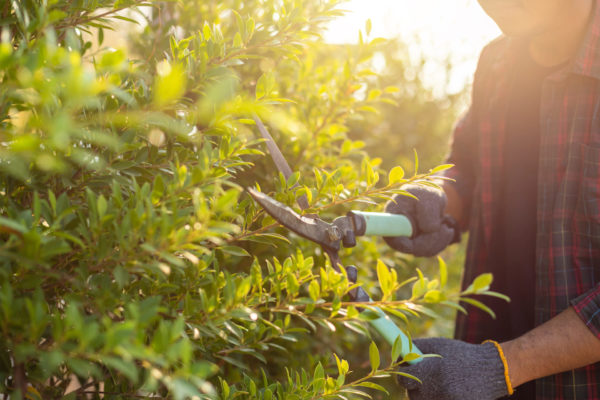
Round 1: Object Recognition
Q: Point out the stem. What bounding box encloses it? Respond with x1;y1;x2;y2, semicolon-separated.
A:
73;380;98;395
309;175;427;213
79;392;158;399
222;222;279;244
14;362;27;398
57;2;149;30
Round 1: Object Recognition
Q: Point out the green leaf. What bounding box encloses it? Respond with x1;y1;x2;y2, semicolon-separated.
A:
479;290;511;302
153;61;187;107
286;171;300;188
411;269;427;299
102;357;139;383
97;195;107;218
246;17;255;39
219;246;251;257
99;48;125;69
0;216;27;234
236;277;252;300
339;388;370;398
466;273;493;293
39;350;64;376
440;300;468;314
357;381;388;394
67;359;101;379
369;341;380;372
286;273;299;295
113;265;129;289
369;37;387;46
460;297;496;319
171;378;202;400
388;166;405;184
233;32;243;48
391;335;403;362
308;280;320;302
424;290;443;303
438;256;448;289
430;163;454;174
376;259;391;299
98;26;104;46
255;72;275;99
203;22;212;41
313;362;324;382
367;89;381;101
402;352;422;363
264;388;273;400
390;370;421;384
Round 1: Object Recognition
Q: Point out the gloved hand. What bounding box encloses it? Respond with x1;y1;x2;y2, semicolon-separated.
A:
384;184;456;257
397;338;512;400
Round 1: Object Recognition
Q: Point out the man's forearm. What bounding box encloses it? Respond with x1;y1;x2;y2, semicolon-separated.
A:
501;307;600;388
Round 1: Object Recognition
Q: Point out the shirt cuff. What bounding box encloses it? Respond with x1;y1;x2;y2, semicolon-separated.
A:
571;285;600;339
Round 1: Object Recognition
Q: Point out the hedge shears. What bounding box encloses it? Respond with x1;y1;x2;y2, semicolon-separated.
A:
248;115;423;363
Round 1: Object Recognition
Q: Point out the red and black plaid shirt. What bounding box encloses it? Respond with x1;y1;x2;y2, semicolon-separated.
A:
447;2;600;398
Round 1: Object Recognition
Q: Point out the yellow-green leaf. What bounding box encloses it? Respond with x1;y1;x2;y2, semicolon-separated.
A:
388;166;405;184
369;341;380;372
203;22;212;41
472;273;493;292
153;61;187;107
233;32;243;48
377;259;391;300
391;335;403;362
438;256;448;289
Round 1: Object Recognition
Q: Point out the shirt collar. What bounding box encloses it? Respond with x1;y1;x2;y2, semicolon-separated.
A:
571;0;600;80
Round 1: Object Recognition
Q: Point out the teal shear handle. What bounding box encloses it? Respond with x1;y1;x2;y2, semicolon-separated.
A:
366;305;423;363
370;307;423;357
344;213;422;363
348;211;413;237
348;265;423;365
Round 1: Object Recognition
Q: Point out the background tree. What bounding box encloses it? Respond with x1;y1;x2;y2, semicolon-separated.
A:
0;1;497;399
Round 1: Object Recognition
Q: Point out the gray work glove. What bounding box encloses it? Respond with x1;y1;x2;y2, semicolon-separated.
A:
384;184;456;257
397;338;511;400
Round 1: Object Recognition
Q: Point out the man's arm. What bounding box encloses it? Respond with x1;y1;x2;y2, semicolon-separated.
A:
396;308;600;399
501;306;600;388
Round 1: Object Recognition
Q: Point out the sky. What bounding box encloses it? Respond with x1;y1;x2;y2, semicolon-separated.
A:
325;0;501;94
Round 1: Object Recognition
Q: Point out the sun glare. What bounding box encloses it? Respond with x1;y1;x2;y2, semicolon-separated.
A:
325;0;501;93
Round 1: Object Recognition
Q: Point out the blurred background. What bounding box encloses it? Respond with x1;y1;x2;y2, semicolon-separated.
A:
326;0;500;95
326;0;500;171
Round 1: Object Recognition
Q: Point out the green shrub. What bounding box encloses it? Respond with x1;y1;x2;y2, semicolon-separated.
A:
0;1;499;399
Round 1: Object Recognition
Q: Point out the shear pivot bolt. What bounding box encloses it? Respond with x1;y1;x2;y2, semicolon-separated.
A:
327;226;342;241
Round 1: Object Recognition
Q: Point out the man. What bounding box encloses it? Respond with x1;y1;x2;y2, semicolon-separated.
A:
385;0;600;399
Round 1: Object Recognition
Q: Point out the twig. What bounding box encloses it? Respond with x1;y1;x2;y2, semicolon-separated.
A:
14;362;27;398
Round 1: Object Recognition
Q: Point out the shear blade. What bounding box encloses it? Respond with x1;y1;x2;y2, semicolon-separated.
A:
247;187;337;249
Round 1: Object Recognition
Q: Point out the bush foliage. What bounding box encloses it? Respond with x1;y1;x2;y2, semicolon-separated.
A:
0;1;499;399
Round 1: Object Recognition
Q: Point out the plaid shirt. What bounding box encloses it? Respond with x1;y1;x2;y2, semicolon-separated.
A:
447;2;600;398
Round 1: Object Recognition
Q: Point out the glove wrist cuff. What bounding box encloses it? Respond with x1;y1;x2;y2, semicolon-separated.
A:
483;340;514;396
442;215;461;244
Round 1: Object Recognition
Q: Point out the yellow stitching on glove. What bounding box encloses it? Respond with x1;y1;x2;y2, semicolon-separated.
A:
483;340;514;395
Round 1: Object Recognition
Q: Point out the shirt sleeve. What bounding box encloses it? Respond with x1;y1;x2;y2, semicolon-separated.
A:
571;286;600;338
443;109;477;230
